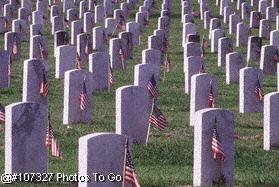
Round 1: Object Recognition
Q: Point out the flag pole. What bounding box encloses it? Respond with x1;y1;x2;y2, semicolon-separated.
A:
111;21;121;37
47;112;51;173
146;98;155;144
163;54;167;82
122;137;128;187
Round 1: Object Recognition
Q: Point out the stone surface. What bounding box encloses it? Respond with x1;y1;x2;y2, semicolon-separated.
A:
119;31;133;59
142;48;162;66
110;38;127;70
29;35;48;60
89;52;110;91
184;56;206;94
22;59;48;105
5;102;48;174
4;32;21;60
264;92;279;150
241;2;250;20
236;23;250;47
78;133;126;187
55;45;76;79
226;52;244;84
270;30;279;46
183;23;197;45
116;85;149;144
250;11;261;28
63;69;93;124
229;14;240;34
247;36;262;62
93;26;108;52
77;33;92;63
260;45;279;75
211;29;225;53
259;19;271;39
193;108;234;187
218;37;233;67
184;42;202;58
239;67;263;113
190;73;218;126
127;21;140;45
0;50;10;88
71;20;83;45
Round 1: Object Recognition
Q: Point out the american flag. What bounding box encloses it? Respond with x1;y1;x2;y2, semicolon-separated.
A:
39;42;48;60
164;54;172;72
76;53;82;69
46;113;63;159
273;54;279;63
0;104;5;124
79;76;89;111
12;37;18;55
119;48;125;70
147;75;158;98
108;66;114;85
127;38;132;50
40;71;48;97
255;79;263;101
199;61;206;73
149;104;167;131
211;121;226;161
119;15;126;30
208;80;216;108
8;54;12;76
125;149;140;187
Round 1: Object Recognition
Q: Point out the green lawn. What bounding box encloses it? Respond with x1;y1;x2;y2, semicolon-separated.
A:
0;0;279;186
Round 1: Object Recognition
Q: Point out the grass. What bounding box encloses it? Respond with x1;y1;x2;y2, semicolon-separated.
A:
0;0;279;186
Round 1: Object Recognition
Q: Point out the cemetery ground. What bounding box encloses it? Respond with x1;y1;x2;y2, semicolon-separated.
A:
1;0;279;186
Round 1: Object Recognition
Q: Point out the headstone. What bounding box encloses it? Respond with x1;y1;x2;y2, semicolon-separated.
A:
84;12;95;33
184;42;202;57
266;6;276;22
247;36;262;62
71;20;83;45
259;0;268;14
4;4;13;21
29;35;48;60
183;23;197;45
259;19;271;39
32;11;43;25
270;30;279;46
63;69;93;124
142;48;162;66
63;0;74;13
236;23;250;47
19;7;31;25
264;92;279;150
224;6;234;23
251;0;260;7
209;18;221;40
54;31;69;57
250;11;261;28
0;50;10;88
95;5;105;23
67;8;79;24
77;33;92;63
116;85;149;144
184;56;206;94
183;14;194;23
79;1;88;19
190;73;218;126
229;14;240;34
239;67;263;113
22;59;48;105
241;2;251;20
5;102;48;174
78;133;126;187
186;34;200;43
110;38;127;70
105;18;118;36
211;29;225;53
4;32;21;60
52;16;64;35
93;26;108;52
127;21;140;45
218;37;234;67
260;45;279;75
220;0;229;16
119;31;133;59
50;5;60;23
12;19;27;41
204;11;213;29
55;45;76;79
226;52;244;84
193;108;234;186
89;52;110;91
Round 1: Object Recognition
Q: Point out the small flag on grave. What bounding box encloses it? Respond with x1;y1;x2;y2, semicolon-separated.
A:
208;80;216;108
125;148;140;187
46;113;63;159
39;42;48;60
0;104;5;124
149;104;167;131
12;37;18;55
108;66;114;85
147;74;158;98
76;53;82;69
40;71;48;97
119;47;125;70
164;54;172;73
79;76;89;111
254;79;263;101
211;117;226;161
